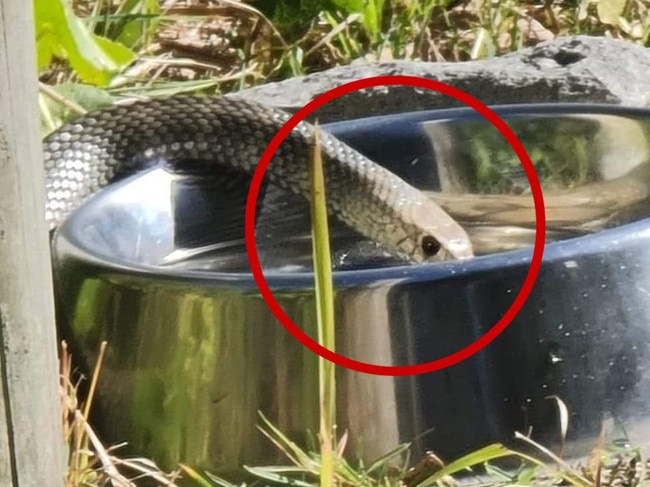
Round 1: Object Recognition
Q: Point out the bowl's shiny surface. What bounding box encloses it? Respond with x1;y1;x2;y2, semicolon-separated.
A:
53;104;650;473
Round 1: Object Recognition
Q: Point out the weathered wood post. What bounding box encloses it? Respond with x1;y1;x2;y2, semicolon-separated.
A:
0;0;65;484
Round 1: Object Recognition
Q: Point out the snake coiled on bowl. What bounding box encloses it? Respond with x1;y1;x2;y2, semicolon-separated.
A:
43;96;473;263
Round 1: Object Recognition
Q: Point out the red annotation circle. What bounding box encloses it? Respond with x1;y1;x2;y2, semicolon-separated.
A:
245;76;546;376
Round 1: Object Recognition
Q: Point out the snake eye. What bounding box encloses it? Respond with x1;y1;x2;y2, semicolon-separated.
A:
420;236;442;258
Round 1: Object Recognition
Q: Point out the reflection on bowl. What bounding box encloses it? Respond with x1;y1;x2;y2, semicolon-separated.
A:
53;104;650;474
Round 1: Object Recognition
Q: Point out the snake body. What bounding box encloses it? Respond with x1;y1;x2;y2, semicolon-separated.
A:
43;96;473;263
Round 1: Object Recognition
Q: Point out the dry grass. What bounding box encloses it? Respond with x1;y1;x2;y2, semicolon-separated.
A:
60;341;183;487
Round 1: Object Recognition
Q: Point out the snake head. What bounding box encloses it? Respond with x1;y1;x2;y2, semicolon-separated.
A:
407;199;475;263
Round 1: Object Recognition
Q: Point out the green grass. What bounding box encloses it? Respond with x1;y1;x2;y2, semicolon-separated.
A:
183;424;649;487
38;0;650;132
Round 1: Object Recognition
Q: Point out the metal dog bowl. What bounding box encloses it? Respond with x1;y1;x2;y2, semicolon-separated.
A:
53;104;650;474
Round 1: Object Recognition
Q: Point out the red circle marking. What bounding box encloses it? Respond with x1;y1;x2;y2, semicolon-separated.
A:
245;76;546;376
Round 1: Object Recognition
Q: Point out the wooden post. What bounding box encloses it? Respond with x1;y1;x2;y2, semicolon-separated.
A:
0;0;65;485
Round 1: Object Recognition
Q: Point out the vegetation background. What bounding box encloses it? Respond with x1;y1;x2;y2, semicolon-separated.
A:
38;0;649;133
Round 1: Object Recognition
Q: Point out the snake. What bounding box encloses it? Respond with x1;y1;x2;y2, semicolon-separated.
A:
43;95;475;264
44;95;650;262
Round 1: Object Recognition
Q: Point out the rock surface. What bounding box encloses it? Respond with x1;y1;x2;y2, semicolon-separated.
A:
234;36;650;122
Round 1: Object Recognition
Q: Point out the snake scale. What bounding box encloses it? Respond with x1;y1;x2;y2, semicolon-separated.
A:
43;96;474;263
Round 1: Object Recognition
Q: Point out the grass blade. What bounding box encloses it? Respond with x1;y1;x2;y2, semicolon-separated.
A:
310;123;337;487
256;412;316;470
180;464;221;487
416;443;514;487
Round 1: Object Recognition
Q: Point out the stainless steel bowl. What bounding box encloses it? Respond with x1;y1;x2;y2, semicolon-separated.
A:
53;104;650;474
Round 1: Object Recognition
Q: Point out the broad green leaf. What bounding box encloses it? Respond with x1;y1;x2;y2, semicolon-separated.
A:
363;0;385;39
35;0;69;68
91;34;136;67
34;0;135;86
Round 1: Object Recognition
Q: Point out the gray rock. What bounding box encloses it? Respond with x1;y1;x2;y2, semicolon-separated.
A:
233;36;650;122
